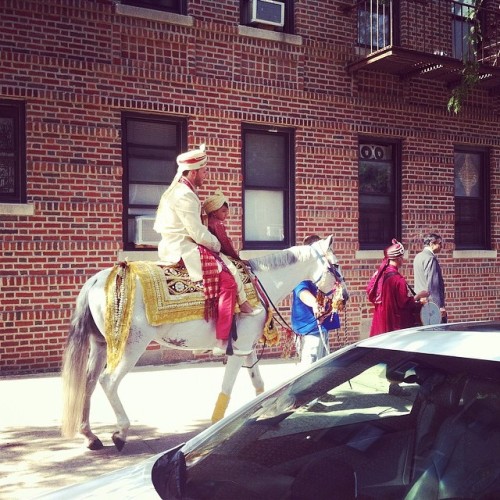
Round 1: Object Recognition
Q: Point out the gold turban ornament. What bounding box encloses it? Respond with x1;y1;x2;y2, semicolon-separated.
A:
203;189;228;215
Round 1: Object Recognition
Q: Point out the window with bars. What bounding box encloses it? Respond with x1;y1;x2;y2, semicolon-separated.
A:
357;0;397;51
0;100;26;204
242;124;295;249
122;113;186;249
358;139;401;249
452;0;477;61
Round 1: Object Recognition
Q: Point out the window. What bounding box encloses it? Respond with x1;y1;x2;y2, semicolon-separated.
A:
121;0;186;14
357;0;396;51
0;100;26;204
454;148;489;249
122;113;186;249
242;125;295;250
240;0;294;34
452;0;477;61
358;140;401;249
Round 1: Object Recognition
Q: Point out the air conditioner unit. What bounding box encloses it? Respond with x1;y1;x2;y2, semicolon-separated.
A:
248;0;285;27
359;144;392;161
134;215;161;246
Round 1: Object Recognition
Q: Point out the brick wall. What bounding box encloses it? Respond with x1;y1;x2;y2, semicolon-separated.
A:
0;0;499;375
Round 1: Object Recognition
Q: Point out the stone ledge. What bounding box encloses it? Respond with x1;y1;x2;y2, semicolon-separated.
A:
0;203;35;216
115;3;194;26
356;250;409;260
238;25;302;45
118;250;158;261
453;249;497;259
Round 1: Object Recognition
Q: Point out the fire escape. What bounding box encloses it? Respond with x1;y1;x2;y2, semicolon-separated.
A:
344;0;500;91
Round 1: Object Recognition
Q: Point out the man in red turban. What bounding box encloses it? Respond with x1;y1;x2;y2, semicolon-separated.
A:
368;239;429;337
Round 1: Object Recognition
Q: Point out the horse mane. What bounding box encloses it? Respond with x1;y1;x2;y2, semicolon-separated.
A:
248;248;305;272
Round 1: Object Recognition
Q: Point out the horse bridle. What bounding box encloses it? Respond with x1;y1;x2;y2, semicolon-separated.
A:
251;245;342;335
310;246;344;290
243;247;349;368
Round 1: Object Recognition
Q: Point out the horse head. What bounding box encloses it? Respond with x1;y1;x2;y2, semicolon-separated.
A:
310;235;349;301
248;235;348;304
309;235;338;279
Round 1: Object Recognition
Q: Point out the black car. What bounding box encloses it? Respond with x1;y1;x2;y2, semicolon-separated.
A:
43;321;500;499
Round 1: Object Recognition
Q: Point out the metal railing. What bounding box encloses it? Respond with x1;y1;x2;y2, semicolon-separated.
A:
354;0;500;67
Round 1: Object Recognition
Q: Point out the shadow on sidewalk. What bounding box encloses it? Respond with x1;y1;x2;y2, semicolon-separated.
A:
0;420;211;499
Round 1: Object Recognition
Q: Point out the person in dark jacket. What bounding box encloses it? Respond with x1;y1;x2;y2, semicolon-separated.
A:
413;233;447;323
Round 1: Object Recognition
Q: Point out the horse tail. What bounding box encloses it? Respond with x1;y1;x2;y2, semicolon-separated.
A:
61;276;99;438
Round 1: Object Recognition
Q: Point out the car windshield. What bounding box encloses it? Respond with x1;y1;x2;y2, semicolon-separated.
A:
154;346;500;499
185;348;417;462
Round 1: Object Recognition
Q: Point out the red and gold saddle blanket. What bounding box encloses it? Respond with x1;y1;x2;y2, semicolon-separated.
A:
103;258;279;371
106;258;260;327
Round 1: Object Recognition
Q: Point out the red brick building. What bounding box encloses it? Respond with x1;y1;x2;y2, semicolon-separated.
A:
1;0;499;375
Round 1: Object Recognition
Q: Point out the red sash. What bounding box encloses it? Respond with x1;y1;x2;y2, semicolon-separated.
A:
198;245;219;321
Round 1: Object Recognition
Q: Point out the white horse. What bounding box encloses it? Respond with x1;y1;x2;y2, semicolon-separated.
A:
61;235;346;451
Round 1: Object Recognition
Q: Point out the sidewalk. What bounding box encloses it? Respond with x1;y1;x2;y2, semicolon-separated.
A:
0;359;300;499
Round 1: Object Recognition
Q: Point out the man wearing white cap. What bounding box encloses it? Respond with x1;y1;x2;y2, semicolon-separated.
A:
154;144;253;355
155;144;217;278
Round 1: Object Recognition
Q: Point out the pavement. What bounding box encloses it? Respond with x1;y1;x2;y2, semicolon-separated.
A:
0;358;302;500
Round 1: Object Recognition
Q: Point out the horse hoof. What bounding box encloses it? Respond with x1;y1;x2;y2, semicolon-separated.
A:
88;438;104;451
112;432;126;451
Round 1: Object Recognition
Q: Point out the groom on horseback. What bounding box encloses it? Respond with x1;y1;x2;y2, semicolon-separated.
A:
154;143;255;355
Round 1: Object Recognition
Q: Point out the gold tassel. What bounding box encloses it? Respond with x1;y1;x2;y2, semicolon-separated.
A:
104;261;137;372
259;308;280;347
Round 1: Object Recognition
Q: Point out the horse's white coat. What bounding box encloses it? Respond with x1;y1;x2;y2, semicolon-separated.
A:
61;236;345;450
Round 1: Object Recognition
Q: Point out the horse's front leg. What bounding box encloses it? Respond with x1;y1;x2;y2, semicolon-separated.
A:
245;350;265;396
211;354;245;423
81;334;107;450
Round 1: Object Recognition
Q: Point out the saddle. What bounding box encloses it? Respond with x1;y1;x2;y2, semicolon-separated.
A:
106;258;260;327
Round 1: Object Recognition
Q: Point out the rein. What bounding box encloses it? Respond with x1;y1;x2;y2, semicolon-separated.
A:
251;272;294;335
239;273;293;369
231;271;293;370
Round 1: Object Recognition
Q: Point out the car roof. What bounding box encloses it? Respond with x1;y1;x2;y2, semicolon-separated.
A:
357;321;500;362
